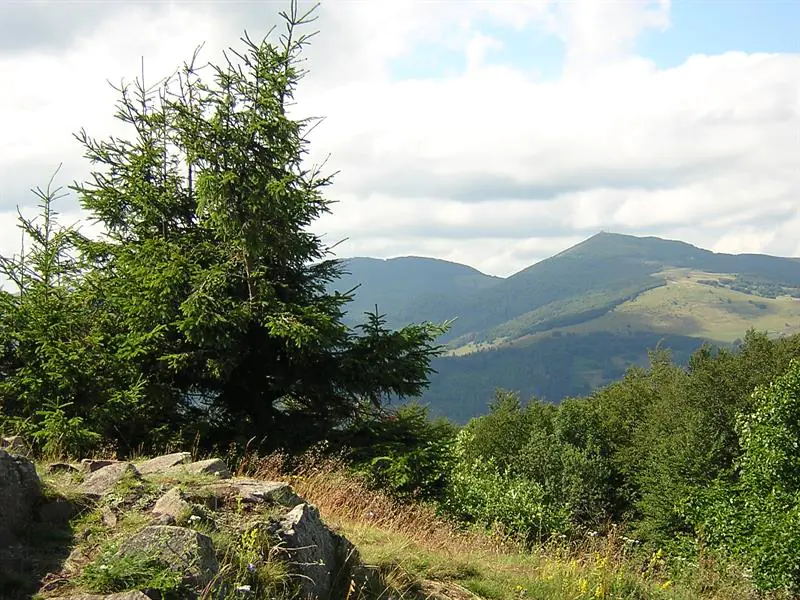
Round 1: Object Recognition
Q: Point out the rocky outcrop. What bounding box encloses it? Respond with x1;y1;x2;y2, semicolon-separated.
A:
79;462;140;499
118;525;219;586
4;451;368;600
270;502;363;600
164;457;231;479
136;452;191;476
151;486;192;522
0;449;42;544
202;479;303;508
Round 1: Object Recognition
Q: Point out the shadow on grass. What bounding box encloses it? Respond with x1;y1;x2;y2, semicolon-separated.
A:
0;497;87;600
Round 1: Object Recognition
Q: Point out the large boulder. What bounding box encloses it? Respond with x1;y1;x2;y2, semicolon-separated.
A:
270;503;362;600
136;452;191;476
118;525;219;586
0;449;42;544
79;462;140;499
164;458;231;479
202;479;303;509
151;487;192;523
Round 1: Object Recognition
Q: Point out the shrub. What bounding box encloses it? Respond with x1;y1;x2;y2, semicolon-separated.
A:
691;359;800;591
440;429;570;543
734;359;800;590
339;402;457;502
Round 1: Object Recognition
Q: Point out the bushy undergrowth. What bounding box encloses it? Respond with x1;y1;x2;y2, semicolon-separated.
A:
240;449;773;600
441;452;570;543
315;332;800;595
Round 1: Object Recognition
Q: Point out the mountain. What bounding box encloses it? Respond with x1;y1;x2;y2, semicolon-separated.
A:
330;232;800;422
333;256;500;328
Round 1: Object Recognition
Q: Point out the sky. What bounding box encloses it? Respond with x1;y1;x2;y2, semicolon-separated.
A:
1;0;799;277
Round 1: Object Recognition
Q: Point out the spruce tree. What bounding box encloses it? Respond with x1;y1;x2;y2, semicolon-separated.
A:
69;1;447;451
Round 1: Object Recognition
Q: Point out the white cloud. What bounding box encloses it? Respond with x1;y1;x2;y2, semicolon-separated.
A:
551;0;671;75
1;0;799;277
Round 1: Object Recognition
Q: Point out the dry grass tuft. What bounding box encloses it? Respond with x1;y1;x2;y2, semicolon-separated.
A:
231;448;775;600
236;448;511;556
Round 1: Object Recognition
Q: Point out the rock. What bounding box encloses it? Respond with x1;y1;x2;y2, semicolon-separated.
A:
0;449;42;544
152;486;192;522
0;435;29;455
150;512;177;526
101;508;118;527
203;479;302;508
118;525;218;586
79;462;140;499
80;459;120;474
270;503;362;600
46;462;81;474
38;497;81;526
165;458;231;479
136;451;191;476
49;592;152;600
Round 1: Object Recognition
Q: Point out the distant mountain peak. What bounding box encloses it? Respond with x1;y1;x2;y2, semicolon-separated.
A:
340;255;495;278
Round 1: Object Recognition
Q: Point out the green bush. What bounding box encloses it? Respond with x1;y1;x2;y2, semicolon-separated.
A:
525;397;615;528
440;428;570;543
31;399;102;458
734;359;800;590
688;359;800;591
457;389;550;472
441;458;570;543
340;402;457;502
455;390;615;532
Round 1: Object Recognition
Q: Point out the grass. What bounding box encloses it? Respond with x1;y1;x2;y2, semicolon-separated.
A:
484;270;800;353
237;451;773;600
20;448;786;600
447;281;663;356
78;551;188;597
606;272;800;342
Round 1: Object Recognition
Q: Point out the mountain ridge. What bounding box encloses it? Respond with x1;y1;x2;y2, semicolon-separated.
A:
342;232;800;280
330;232;800;421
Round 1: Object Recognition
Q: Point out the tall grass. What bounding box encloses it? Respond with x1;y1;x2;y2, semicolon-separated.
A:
231;449;768;600
236;447;509;555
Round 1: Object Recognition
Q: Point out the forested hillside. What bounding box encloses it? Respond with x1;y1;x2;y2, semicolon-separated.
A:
333;232;800;419
332;256;499;329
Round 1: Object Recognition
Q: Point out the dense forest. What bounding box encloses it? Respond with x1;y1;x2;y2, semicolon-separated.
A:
3;2;800;596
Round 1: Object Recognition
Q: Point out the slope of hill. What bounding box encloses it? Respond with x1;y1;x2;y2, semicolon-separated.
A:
330;256;500;328
332;233;800;421
443;232;800;346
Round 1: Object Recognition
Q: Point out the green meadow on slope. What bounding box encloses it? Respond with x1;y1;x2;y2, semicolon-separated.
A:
573;269;800;342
